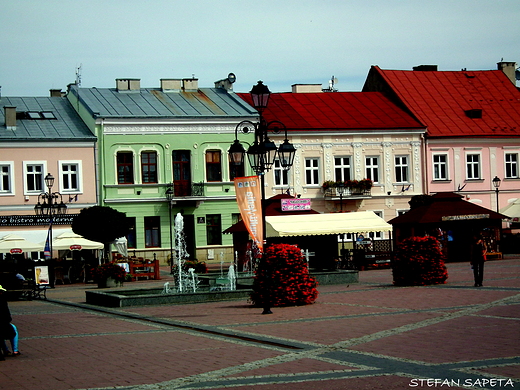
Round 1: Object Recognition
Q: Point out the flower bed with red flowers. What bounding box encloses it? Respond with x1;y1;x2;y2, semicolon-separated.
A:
91;262;127;283
392;236;448;286
250;243;318;307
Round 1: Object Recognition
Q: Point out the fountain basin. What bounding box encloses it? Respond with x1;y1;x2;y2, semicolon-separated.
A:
86;287;252;308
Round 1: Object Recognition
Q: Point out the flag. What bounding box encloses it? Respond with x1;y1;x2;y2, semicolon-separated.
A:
43;227;52;259
234;176;263;252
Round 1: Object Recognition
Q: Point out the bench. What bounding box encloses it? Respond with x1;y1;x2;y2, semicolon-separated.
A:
16;280;48;300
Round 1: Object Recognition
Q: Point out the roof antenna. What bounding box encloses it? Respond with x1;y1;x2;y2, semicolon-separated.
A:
325;75;338;92
75;64;82;87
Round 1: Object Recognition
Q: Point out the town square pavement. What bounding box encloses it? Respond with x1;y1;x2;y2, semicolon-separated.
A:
0;257;519;390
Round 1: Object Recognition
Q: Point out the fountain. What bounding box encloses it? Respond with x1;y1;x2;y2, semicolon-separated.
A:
173;213;199;293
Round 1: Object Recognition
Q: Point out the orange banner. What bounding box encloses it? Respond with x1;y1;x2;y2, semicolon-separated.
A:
234;176;263;252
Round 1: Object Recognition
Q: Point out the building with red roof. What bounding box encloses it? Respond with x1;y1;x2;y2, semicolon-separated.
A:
362;62;520;217
237;86;426;234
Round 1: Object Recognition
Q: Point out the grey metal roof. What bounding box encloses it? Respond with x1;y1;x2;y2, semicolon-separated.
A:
0;96;96;141
69;85;257;119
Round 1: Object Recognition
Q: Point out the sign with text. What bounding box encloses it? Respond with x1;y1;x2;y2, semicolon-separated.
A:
0;214;78;227
234;176;263;251
281;198;311;211
441;214;489;221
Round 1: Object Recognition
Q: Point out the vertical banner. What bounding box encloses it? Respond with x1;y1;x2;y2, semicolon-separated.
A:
43;227;52;259
234;176;263;252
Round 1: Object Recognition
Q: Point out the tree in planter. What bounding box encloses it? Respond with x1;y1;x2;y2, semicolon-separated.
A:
72;206;130;262
251;243;318;307
392;236;448;286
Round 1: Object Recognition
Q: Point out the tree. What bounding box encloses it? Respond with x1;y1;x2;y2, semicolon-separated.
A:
408;194;433;210
72;206;130;261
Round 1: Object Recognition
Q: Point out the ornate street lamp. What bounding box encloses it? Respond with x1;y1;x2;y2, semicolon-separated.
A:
229;81;297;314
492;176;501;213
34;173;67;286
165;185;174;275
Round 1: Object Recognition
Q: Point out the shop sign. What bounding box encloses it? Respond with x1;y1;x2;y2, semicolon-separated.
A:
441;214;489;221
0;214;78;226
70;245;82;251
281;198;311;211
10;248;23;254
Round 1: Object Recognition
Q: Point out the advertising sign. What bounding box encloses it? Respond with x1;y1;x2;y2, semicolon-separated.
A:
281;198;311;211
35;266;50;285
234;176;263;251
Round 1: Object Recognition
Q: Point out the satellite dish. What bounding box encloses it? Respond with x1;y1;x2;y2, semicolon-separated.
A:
515;69;520;81
228;73;236;83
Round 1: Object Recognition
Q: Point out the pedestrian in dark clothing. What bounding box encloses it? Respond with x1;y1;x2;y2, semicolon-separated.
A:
0;285;14;360
471;235;487;287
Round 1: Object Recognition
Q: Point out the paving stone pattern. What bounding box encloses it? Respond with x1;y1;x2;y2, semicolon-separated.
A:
0;259;519;390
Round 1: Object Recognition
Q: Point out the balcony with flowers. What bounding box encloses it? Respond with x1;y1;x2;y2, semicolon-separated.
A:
322;179;373;197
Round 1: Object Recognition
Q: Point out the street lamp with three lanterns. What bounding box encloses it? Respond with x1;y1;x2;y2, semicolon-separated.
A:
228;81;297;314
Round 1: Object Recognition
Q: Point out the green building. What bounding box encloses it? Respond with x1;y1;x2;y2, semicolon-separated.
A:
67;75;256;266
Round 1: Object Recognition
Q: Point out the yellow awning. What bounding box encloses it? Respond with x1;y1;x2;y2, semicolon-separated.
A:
265;211;392;237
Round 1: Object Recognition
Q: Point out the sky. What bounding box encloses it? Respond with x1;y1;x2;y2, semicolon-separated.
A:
1;0;519;97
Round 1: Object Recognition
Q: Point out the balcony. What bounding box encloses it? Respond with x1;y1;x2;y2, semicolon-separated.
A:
324;187;372;198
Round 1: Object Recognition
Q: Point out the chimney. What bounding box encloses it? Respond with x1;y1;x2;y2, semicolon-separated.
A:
49;89;62;97
497;61;517;85
413;65;438;72
160;79;182;92
182;78;198;91
291;84;323;93
4;106;16;130
116;78;141;91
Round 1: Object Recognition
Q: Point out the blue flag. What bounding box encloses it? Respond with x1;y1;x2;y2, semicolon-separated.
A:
44;227;51;259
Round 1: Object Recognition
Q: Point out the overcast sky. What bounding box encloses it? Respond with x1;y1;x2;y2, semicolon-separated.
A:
1;0;519;96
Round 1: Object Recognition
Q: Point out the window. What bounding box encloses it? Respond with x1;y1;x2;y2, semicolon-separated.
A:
273;159;289;186
117;152;134;184
25;163;44;192
127;217;136;249
206;151;222;182
395;156;408;183
334;157;351;181
60;162;80;192
0;163;13;194
505;153;518;179
206;214;222;245
433;154;448;180
365;157;379;183
305;158;319;185
466;154;480;180
144;216;160;248
141;151;158;183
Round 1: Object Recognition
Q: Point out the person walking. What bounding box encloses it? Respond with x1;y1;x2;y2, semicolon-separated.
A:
471;235;487;287
0;285;15;360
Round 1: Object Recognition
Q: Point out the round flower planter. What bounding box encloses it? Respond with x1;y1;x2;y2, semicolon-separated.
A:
98;277;123;288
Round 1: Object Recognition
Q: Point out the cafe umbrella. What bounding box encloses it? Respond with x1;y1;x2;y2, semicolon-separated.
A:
0;234;44;254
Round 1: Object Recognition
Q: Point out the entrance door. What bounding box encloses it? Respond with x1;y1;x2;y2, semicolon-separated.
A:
173;151;191;196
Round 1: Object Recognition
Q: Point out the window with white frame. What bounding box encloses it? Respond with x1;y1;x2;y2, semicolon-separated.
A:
273;159;289;186
60;162;81;192
24;162;45;193
305;158;320;185
334;156;351;181
505;153;518;179
433;154;448;180
395;156;409;183
0;162;13;194
466;154;480;180
365;157;379;183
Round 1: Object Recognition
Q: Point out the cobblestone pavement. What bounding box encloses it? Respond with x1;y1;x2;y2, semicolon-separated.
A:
0;258;519;390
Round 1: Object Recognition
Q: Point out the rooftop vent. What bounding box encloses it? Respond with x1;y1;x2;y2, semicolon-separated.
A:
182;78;198;91
413;65;438;72
160;79;182;91
214;73;236;90
291;84;323;93
116;78;141;92
4;106;16;130
465;108;482;119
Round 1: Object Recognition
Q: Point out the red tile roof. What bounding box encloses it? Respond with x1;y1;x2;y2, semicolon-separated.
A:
237;91;424;131
365;66;520;138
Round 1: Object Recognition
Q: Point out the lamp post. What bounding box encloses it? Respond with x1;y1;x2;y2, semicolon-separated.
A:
165;185;174;275
229;81;297;314
34;173;67;286
336;182;346;264
492;176;501;213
